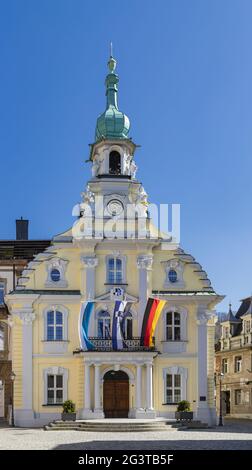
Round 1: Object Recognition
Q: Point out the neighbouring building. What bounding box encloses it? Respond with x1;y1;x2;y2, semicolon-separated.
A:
0;219;50;422
6;54;223;427
215;300;252;419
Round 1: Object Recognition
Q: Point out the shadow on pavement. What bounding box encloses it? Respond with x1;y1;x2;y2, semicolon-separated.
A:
53;439;252;451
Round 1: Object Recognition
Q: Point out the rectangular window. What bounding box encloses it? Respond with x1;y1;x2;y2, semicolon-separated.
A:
0;282;5;305
98;318;110;338
244;391;250;404
46;311;63;341
47;375;63;404
234;356;242;373
223;326;229;339
0;325;4;351
222;358;228;374
245;320;250;333
107;257;123;284
166;373;182;404
235;389;242;405
166;312;181;341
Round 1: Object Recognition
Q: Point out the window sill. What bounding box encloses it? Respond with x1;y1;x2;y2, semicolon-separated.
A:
162;403;179;406
42;340;69;343
42;404;63;407
161;340;188;343
104;283;128;286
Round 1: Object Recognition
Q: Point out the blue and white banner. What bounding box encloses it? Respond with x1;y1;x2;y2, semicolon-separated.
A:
112;300;127;350
79;301;95;351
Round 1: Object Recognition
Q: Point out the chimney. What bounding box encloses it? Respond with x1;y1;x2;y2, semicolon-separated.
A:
16;218;29;240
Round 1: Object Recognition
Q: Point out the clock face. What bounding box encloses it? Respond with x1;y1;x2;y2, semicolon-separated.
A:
107;199;124;216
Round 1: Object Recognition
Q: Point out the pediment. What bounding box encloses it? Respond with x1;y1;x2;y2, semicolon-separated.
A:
94;288;138;303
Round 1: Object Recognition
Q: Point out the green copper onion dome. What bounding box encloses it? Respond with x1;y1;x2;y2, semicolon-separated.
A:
95;53;130;141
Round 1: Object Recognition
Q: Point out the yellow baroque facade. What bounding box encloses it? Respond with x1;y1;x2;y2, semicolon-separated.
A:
6;54;223;427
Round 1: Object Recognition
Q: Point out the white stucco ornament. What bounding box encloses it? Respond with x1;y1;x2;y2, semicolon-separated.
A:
163;259;185;288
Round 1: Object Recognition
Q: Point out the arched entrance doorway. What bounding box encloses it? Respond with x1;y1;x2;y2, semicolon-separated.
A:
103;370;129;418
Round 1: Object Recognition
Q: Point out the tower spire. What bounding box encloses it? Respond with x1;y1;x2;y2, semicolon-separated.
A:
95;48;130;141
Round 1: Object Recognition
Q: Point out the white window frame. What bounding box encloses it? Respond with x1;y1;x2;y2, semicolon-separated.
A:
245;320;251;333
163;259;185;288
43;306;68;342
106;255;126;285
46;310;64;341
45;257;68;288
97;311;111;338
223;326;230;339
47;374;64;405
234;389;242;405
43;366;68;405
0;322;5;351
165;373;182;404
123;314;133;339
162;307;187;342
163;366;188;404
234;356;242;373
165;311;181;341
0;281;6;305
222;358;228;374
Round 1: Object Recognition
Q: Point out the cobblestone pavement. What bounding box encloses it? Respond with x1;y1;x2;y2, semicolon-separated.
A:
0;419;252;450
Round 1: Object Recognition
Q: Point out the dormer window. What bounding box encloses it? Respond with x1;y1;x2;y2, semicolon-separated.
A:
168;269;177;283
45;257;68;288
109;151;121;175
163;260;185;288
50;269;61;283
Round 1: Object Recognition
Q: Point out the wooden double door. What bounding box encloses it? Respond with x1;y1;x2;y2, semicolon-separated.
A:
103;370;129;418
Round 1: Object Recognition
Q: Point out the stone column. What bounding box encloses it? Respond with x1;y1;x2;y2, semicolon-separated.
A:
137;255;153;335
93;363;104;419
146;363;154;412
80;255;98;337
133;363;146;418
18;311;35;426
79;362;93;419
80;255;98;299
136;364;142;409
196;308;216;426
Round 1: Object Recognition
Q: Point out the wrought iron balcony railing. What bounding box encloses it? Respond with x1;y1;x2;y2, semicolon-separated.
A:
87;336;156;352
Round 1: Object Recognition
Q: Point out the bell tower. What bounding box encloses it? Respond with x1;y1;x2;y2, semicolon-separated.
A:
74;51;149;238
90;51;138;181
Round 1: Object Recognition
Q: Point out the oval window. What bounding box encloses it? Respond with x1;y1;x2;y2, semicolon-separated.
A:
50;269;61;282
168;269;177;283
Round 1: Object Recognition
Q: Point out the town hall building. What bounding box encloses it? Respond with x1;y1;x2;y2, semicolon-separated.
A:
6;54;223;427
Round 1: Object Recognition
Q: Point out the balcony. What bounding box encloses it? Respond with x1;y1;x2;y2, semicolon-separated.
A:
83;337;156;352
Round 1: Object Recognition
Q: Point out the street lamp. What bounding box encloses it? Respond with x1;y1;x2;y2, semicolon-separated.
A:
218;372;224;426
10;371;16;427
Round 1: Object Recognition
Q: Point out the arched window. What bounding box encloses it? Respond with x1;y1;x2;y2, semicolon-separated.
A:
121;312;133;339
107;257;123;284
109;151;121;175
47;310;63;341
97;311;111;338
166;311;181;341
168;269;177;283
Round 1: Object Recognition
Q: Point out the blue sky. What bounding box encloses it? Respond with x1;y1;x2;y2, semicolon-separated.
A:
1;0;252;312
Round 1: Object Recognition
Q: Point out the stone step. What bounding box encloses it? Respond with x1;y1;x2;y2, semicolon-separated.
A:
45;425;174;432
44;419;206;432
52;421;171;427
44;419;176;432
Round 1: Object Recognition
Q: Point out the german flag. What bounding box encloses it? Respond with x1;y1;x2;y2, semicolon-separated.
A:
141;298;166;347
